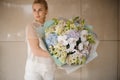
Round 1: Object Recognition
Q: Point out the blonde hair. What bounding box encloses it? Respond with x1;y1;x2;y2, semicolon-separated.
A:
33;0;48;10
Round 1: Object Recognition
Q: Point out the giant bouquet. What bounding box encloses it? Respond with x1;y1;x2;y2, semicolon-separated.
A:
44;17;99;69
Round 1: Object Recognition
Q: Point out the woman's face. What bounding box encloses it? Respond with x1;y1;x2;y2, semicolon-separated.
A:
32;3;48;23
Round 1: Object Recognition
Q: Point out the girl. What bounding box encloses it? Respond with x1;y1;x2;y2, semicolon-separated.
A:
24;0;56;80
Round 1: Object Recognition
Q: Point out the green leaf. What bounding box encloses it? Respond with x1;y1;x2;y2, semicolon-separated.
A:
52;18;59;25
73;16;79;22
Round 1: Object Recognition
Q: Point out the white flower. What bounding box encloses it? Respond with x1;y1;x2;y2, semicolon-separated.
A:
78;43;84;51
83;41;89;46
73;49;79;54
66;43;75;52
82;49;89;56
67;38;78;44
59;20;66;26
58;35;68;45
81;30;88;42
66;38;78;52
55;25;60;33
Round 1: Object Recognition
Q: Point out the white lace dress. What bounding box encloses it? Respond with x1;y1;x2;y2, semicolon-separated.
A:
24;21;56;80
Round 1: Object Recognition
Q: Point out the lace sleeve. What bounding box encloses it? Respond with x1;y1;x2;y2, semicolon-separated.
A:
26;24;38;40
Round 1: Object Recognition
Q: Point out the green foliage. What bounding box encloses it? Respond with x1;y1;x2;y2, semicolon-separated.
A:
52;18;59;25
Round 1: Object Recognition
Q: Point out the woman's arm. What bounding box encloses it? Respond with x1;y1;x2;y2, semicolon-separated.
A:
26;24;50;58
28;38;50;58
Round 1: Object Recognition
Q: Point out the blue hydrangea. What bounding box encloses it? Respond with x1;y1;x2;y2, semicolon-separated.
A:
45;33;58;47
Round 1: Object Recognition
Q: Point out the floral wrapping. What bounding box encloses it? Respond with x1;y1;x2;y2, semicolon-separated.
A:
40;17;99;73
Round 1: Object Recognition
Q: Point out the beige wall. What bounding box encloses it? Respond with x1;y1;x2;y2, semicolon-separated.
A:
0;0;119;80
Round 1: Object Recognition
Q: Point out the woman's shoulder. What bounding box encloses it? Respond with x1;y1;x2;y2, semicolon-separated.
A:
26;21;38;29
26;22;36;32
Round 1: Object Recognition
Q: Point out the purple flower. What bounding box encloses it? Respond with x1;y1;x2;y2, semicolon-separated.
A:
66;30;80;39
